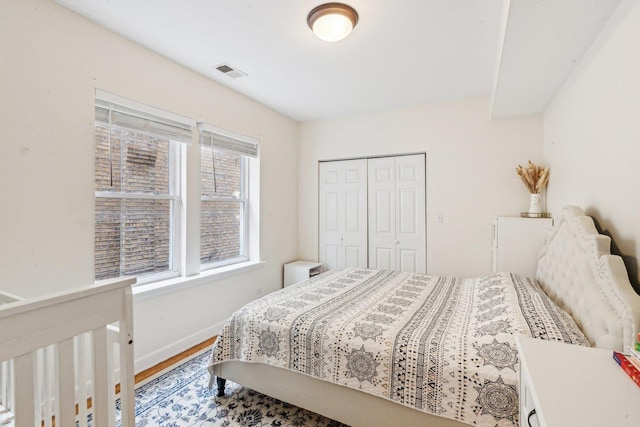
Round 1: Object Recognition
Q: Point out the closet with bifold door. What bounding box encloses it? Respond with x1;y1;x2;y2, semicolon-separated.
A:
318;153;426;273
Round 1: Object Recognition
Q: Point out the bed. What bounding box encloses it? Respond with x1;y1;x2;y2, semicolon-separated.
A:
208;206;640;427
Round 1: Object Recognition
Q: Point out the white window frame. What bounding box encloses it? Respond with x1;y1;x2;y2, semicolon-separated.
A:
198;123;259;272
93;91;261;290
94;141;182;284
94;90;193;284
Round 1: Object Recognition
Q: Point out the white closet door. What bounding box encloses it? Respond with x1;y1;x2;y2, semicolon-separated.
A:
368;154;426;273
368;157;396;271
319;159;368;270
395;154;426;273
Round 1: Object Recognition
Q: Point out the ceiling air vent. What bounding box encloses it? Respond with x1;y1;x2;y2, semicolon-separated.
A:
214;63;247;79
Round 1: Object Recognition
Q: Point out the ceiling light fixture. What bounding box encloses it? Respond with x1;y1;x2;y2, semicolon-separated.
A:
307;3;359;42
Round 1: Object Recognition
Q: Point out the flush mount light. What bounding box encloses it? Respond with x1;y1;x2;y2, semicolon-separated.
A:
307;3;359;42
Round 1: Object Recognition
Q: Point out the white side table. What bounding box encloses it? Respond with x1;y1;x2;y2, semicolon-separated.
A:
516;335;640;427
283;261;323;287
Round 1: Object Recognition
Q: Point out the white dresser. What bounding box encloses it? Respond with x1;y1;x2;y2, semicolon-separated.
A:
516;335;640;427
492;217;552;277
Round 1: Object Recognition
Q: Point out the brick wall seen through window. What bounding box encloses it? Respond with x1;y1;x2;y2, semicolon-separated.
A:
95;124;174;280
200;147;244;264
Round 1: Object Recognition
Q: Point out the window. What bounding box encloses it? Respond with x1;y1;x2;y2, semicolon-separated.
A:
93;92;260;285
94;96;191;282
199;124;258;269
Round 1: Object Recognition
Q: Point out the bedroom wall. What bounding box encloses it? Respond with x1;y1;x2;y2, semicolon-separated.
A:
298;98;543;277
0;0;299;370
543;0;640;290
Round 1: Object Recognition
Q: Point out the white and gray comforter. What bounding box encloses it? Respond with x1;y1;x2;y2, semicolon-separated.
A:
209;268;589;426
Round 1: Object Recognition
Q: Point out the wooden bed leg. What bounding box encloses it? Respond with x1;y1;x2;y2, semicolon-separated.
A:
216;377;227;397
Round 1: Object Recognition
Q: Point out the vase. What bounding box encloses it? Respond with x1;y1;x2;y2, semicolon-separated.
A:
528;193;542;214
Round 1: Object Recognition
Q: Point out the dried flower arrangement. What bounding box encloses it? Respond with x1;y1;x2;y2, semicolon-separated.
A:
516;161;550;194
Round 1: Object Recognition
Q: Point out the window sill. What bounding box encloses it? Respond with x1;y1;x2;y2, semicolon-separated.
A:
132;260;265;302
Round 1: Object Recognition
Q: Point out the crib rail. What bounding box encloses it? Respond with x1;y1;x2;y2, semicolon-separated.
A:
1;291;20;426
0;278;135;427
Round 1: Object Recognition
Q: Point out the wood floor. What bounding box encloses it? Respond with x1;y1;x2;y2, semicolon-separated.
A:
134;336;217;385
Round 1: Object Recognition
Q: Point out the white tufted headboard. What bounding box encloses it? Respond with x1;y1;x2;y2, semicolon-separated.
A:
536;205;640;352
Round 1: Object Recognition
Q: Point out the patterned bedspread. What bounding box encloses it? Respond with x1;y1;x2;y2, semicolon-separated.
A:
209;268;589;426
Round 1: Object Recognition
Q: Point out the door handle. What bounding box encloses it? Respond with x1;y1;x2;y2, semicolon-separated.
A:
527;409;537;427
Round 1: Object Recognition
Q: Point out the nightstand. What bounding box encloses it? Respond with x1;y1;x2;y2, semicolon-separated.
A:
283;261;323;287
516;335;640;427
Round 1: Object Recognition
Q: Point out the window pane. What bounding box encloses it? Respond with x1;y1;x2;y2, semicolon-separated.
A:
200;200;243;263
95;124;122;192
95;198;173;280
95;124;171;195
95;197;121;280
200;147;241;198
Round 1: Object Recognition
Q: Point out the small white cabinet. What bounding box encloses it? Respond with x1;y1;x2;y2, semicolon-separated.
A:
516;335;640;427
492;217;552;277
283;261;323;287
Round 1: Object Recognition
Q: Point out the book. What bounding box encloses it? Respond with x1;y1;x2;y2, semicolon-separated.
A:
613;351;640;388
628;354;640;371
629;346;640;362
636;342;640;352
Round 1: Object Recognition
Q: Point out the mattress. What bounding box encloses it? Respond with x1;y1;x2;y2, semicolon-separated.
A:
209;268;589;426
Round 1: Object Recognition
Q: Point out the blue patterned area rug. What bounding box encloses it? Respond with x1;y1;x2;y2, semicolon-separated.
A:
133;351;347;426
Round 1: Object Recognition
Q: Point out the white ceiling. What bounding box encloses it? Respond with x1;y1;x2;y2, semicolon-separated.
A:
53;0;621;122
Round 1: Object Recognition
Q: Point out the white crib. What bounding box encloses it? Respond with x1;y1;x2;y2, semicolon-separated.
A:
0;278;135;427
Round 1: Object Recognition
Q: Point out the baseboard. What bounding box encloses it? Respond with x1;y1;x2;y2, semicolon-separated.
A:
134;320;225;374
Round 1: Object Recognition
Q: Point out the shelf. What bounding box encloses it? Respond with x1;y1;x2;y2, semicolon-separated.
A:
283;261;323;287
520;212;552;218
